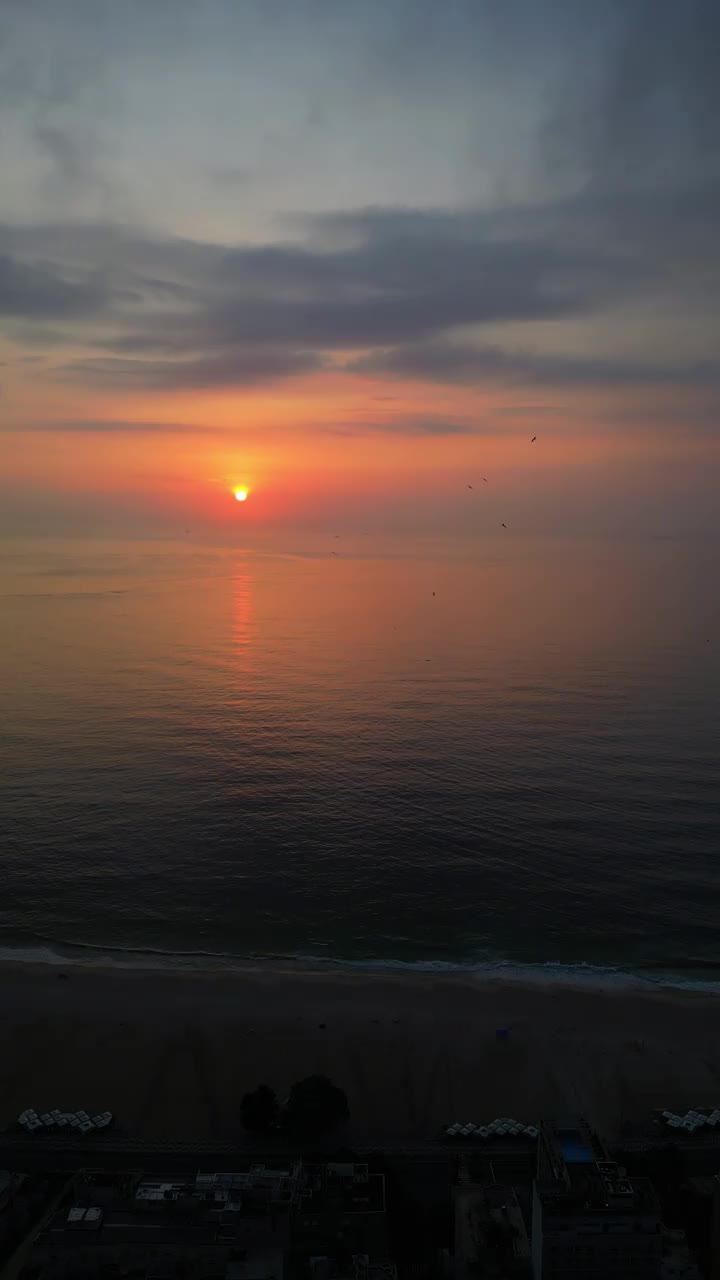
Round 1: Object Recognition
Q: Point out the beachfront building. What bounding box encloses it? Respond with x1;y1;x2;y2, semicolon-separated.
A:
680;1172;720;1280
23;1164;299;1279
711;1173;720;1280
21;1162;393;1280
660;1227;704;1279
454;1181;531;1278
531;1119;662;1279
308;1254;398;1280
291;1162;390;1275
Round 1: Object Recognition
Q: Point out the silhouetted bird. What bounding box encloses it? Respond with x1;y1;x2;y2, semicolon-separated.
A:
467;484;473;489
531;436;536;442
502;523;507;528
482;477;488;482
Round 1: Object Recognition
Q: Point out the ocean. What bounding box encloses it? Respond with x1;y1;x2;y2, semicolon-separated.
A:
1;534;719;987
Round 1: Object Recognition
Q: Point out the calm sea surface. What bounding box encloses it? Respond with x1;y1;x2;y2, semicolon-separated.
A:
1;535;719;984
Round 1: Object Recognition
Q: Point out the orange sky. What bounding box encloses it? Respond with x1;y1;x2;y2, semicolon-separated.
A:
5;351;717;536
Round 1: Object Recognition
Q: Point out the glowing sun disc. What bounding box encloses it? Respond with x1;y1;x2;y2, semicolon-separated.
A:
234;488;249;502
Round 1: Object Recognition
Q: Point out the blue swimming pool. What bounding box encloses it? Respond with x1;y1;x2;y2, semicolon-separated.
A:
558;1133;594;1163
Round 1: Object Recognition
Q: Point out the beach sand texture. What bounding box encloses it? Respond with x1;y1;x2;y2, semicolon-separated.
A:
1;964;719;1143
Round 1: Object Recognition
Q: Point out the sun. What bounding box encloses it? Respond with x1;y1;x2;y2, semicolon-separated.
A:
234;488;249;502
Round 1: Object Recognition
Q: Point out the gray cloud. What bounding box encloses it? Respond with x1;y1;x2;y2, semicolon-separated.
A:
34;124;94;187
315;189;720;297
351;341;720;391
203;228;629;351
320;418;485;438
57;348;325;389
210;166;254;187
1;162;719;394
2;410;491;442
586;397;720;435
0;253;109;318
0;201;651;389
600;0;720;182
545;0;720;190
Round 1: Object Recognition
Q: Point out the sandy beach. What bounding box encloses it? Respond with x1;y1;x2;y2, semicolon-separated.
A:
1;963;719;1144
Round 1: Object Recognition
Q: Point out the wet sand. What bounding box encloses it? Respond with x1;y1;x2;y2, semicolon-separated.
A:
1;963;719;1143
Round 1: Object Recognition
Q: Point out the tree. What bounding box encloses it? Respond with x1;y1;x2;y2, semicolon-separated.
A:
240;1084;279;1135
282;1074;350;1141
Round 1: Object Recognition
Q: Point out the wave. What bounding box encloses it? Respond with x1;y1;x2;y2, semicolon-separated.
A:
2;932;720;992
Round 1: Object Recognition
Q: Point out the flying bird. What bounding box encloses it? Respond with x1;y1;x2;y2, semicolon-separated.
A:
531;436;537;442
467;484;473;489
482;477;488;482
501;523;507;528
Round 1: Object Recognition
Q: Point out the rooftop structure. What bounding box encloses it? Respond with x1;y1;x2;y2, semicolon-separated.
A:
308;1254;397;1280
21;1162;391;1280
195;1163;303;1217
660;1228;704;1279
455;1182;530;1279
0;1169;15;1214
292;1163;389;1273
299;1164;385;1215
532;1119;662;1278
24;1167;295;1280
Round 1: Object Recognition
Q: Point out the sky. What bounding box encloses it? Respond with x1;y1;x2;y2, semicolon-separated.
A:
1;0;719;539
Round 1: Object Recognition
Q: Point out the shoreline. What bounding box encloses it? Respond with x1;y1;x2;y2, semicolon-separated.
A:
2;939;720;995
2;960;720;1146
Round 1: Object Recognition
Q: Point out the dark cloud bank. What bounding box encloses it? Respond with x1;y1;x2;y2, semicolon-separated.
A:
1;0;718;408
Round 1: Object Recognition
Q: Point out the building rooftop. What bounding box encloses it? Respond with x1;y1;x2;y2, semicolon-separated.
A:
38;1205;286;1250
292;1164;388;1266
536;1120;660;1218
30;1166;300;1266
224;1245;284;1280
25;1162;392;1280
661;1231;704;1279
299;1164;386;1215
455;1182;530;1280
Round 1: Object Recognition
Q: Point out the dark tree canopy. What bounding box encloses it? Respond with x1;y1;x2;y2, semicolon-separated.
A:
240;1084;279;1134
283;1074;350;1140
